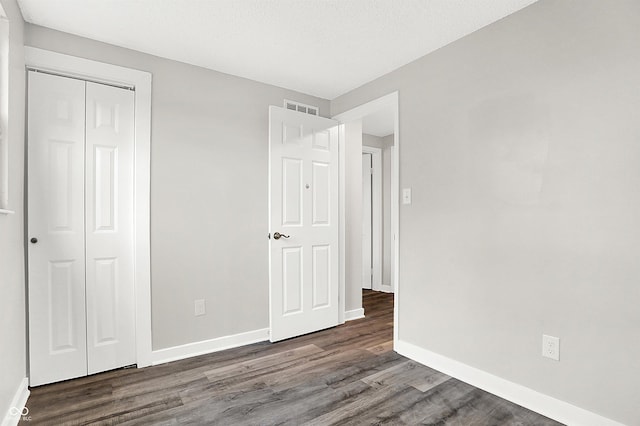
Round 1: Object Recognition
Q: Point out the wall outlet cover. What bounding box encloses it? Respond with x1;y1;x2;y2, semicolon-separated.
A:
542;334;560;361
195;299;206;316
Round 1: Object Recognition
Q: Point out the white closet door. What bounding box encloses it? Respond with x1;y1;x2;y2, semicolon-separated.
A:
362;153;372;289
85;82;136;374
28;71;88;386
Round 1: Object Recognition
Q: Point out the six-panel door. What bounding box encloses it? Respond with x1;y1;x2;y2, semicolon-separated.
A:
269;106;339;342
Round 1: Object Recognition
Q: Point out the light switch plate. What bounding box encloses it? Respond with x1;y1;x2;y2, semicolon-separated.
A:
402;188;412;205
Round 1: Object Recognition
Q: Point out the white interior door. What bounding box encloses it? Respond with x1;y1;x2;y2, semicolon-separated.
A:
85;82;136;374
362;153;372;290
28;72;136;386
269;106;339;342
28;71;88;386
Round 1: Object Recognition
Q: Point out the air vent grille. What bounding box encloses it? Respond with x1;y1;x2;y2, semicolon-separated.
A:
284;100;318;116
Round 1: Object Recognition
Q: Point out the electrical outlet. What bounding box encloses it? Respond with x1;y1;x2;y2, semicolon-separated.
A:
194;299;206;316
542;334;560;361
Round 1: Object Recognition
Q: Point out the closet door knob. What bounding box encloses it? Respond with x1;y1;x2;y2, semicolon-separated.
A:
30;237;38;244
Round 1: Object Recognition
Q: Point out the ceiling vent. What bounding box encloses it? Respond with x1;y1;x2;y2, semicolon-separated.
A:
284;100;318;116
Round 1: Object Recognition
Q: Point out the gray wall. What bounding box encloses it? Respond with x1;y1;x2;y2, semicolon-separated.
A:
362;133;383;150
332;1;639;424
381;135;394;288
0;0;25;418
25;24;330;350
344;121;363;312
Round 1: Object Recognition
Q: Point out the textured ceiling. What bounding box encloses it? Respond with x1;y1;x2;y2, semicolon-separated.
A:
17;0;539;100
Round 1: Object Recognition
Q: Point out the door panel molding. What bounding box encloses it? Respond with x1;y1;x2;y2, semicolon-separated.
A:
25;47;153;369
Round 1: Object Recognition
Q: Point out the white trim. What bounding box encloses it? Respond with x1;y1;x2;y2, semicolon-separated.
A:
362;145;382;292
338;123;346;324
0;18;9;211
392;100;399;346
0;208;14;215
24;47;153;368
151;328;270;366
387;144;396;297
333;91;399;344
1;378;29;426
395;340;625;426
344;308;365;322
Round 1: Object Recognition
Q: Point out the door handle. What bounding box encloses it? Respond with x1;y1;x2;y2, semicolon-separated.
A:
273;232;290;240
30;237;38;244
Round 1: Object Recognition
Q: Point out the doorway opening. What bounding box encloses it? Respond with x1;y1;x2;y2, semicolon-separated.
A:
333;92;399;345
362;134;393;294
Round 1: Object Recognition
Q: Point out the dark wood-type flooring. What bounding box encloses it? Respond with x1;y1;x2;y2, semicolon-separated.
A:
25;290;562;425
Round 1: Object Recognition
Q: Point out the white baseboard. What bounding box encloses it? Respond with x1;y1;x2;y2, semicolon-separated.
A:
151;328;269;366
1;378;30;426
378;284;394;293
344;308;365;321
395;340;624;426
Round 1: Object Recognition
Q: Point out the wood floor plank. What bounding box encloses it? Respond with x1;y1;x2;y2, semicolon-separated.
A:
25;290;563;426
203;343;324;379
324;350;405;389
365;340;393;354
376;379;479;425
207;347;371;393
361;359;451;393
82;395;184;426
309;384;429;426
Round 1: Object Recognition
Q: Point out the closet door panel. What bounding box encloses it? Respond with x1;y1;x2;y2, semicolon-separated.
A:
85;82;136;374
27;71;88;386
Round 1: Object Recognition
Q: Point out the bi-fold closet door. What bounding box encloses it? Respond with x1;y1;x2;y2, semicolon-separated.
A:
28;71;136;386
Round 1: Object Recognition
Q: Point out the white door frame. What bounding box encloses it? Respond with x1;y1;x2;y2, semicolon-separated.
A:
333;91;399;344
361;146;382;291
25;47;153;368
